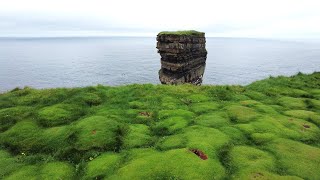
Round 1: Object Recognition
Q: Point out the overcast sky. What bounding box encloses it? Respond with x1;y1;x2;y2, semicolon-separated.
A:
0;0;319;38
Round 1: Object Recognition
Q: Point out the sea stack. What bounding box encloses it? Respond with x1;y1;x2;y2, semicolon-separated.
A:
156;30;207;85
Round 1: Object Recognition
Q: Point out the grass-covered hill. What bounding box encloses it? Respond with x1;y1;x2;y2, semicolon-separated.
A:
1;72;320;180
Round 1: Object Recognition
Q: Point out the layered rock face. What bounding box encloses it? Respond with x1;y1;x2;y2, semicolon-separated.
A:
156;31;207;85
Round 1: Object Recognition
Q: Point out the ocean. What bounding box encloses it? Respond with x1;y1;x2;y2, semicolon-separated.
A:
0;37;319;92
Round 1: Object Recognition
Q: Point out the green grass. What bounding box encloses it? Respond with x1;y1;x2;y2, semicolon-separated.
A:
284;110;320;126
158;30;204;36
229;146;276;177
266;138;320;179
5;162;75;180
123;124;152;148
73;116;126;151
0;150;22;177
37;103;84;127
84;152;121;179
195;112;230;128
153;116;190;135
109;148;226;180
0;72;320;179
226;105;259;123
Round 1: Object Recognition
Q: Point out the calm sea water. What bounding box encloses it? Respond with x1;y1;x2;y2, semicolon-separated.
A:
0;37;319;92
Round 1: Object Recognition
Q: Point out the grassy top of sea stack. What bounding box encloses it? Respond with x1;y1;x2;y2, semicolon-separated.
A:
158;30;204;36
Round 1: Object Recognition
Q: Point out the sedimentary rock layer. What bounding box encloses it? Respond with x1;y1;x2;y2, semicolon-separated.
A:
160;57;206;72
157;31;207;85
159;64;206;85
156;33;206;43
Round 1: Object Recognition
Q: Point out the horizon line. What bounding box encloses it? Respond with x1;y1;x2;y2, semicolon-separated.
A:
0;35;319;41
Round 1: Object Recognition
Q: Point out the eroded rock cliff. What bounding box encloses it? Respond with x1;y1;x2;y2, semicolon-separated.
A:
156;30;207;85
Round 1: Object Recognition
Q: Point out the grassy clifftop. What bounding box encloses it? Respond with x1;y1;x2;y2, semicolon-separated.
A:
1;72;320;179
158;30;204;36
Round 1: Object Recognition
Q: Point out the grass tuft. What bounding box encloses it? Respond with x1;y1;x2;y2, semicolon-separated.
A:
158;30;204;36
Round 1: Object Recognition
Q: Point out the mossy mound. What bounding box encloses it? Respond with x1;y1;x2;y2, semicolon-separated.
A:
158;109;195;120
251;133;278;144
226;105;259;123
254;104;279;114
229;146;276;175
4;165;39;180
5;162;75;180
190;102;219;114
183;126;230;158
236;115;320;143
266;138;320;179
40;162;75;179
0;150;22;177
123;124;152;148
38;103;85;127
110;148;225;180
195;112;230;128
233;169;303;180
41;125;74;151
240;100;263;107
278;97;307;109
219;126;247;145
0;121;44;152
0;106;34;132
161;96;187;110
284;110;320;125
84;153;121;179
156;134;187;150
153;116;190;135
74;116;125;151
78;92;103;106
0;72;320;179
